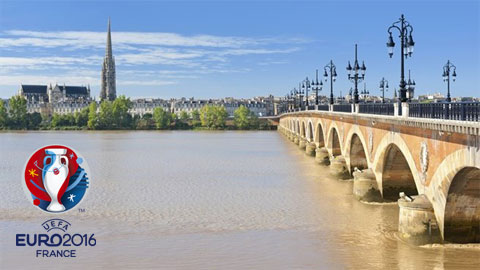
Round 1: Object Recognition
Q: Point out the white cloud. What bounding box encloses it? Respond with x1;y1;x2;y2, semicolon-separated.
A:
0;56;102;70
2;30;308;49
0;75;99;86
0;74;175;87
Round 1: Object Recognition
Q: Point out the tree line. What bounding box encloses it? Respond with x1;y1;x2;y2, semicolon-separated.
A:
0;95;272;130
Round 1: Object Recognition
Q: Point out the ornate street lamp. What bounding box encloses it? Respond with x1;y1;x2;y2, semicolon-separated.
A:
290;89;297;110
324;60;337;105
361;83;369;102
346;44;366;104
298;83;304;110
443;60;456;102
379;77;389;103
311;69;323;105
406;69;415;101
284;94;288;112
386;14;415;103
301;77;311;108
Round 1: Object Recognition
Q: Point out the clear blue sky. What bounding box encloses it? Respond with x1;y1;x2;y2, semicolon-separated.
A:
0;0;478;99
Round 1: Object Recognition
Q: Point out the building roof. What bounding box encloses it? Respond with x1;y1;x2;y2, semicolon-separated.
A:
21;85;47;94
59;85;89;95
20;84;89;95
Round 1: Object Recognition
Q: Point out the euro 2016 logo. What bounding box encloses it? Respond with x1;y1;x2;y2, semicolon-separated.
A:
23;145;90;213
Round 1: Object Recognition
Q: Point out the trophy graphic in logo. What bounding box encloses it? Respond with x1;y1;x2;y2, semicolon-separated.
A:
23;145;90;213
43;148;69;212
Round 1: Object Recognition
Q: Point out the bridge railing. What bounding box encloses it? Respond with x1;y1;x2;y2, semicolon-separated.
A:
282;102;478;122
358;103;395;116
317;105;329;111
332;104;352;113
409;102;480;121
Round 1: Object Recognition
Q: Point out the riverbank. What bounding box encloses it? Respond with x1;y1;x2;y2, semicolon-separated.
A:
0;119;277;131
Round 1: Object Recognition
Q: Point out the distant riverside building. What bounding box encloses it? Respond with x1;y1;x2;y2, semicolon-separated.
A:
100;18;116;101
18;84;92;115
129;96;272;117
130;98;171;116
418;93;446;103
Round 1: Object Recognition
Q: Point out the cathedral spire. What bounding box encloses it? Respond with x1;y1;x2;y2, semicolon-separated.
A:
106;17;113;58
101;17;116;101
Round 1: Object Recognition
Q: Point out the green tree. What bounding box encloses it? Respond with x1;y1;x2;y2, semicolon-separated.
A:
98;100;114;129
8;95;28;129
51;113;75;128
51;113;61;127
179;111;189;121
174;110;190;129
135;113;155;130
153;107;172;129
191;109;200;121
234;105;259;129
200;105;228;129
191;109;201;127
112;95;133;129
75;106;90;127
0;100;8;128
87;102;98;129
26;112;42;129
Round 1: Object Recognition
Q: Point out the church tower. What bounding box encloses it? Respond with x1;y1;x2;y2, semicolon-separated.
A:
101;18;116;101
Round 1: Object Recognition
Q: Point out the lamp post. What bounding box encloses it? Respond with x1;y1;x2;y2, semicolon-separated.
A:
379;77;389;103
311;69;323;105
324;60;337;105
361;83;369;102
302;77;311;108
386;14;415;103
298;83;304;110
290;89;297;110
443;60;456;102
406;69;415;101
346;44;366;104
286;93;293;112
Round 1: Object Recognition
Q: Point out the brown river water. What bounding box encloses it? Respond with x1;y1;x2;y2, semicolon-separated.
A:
0;131;479;269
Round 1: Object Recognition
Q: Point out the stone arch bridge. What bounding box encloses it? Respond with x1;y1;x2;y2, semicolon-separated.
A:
278;110;479;244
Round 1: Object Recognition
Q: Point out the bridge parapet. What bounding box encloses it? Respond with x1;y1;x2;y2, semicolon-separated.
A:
281;110;480;136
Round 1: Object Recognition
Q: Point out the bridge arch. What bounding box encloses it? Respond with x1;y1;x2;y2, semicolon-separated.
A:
300;121;306;138
327;122;343;157
428;148;480;243
315;121;326;147
373;133;421;200
444;167;480;243
307;120;314;142
296;120;300;135
344;127;370;174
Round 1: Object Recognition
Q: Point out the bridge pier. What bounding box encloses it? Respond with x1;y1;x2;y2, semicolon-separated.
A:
352;169;382;202
298;138;307;150
329;156;350;179
398;195;442;245
315;147;330;165
305;142;316;156
293;136;299;145
287;132;294;141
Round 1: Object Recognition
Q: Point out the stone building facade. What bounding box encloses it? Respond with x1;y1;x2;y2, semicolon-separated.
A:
18;84;92;115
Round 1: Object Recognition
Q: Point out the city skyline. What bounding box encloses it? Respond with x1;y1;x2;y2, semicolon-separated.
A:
0;0;478;99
